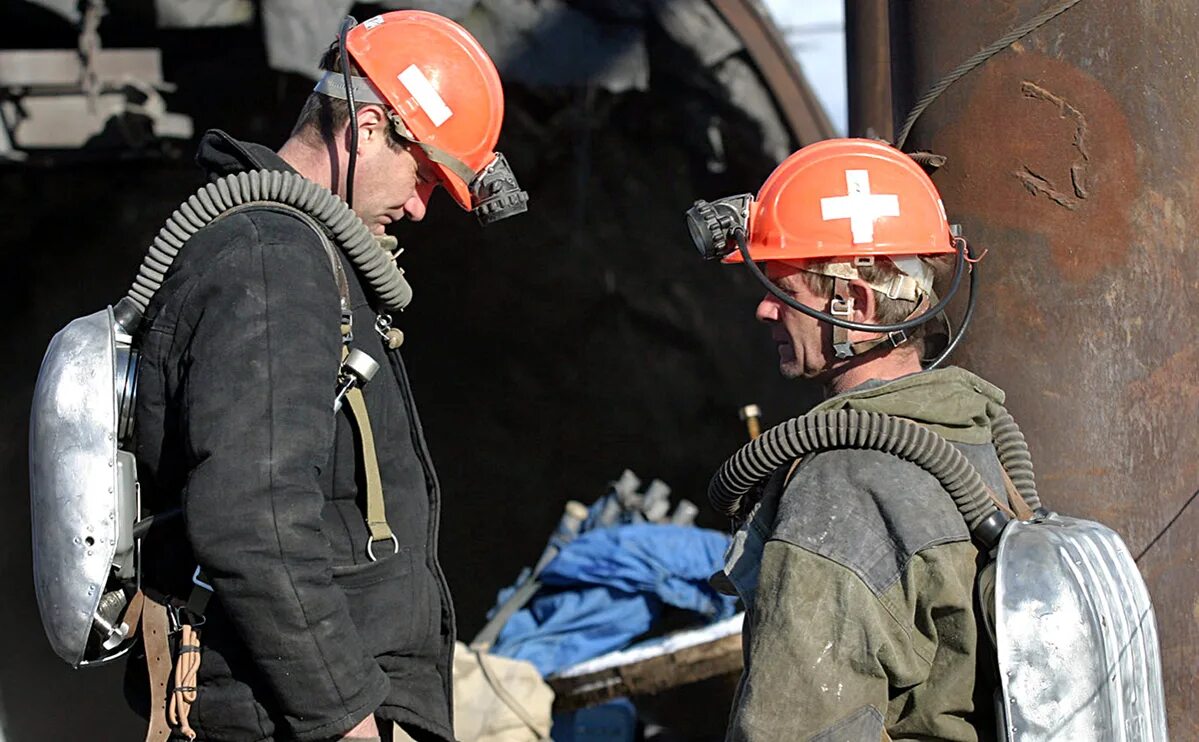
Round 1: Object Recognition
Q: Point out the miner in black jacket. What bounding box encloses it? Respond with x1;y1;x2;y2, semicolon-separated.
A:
126;12;526;741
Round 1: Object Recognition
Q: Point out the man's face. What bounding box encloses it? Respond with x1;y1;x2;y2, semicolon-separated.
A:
350;114;438;235
754;262;834;381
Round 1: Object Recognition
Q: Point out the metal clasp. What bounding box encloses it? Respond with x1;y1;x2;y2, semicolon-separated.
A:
340;309;354;343
366;534;400;562
374;313;393;340
830;296;854;317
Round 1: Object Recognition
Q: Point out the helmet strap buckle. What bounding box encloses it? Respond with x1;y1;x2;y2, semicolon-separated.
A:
831;277;855;359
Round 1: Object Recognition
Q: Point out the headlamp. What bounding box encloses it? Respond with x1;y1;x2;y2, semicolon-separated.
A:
685;194;753;260
471;152;529;226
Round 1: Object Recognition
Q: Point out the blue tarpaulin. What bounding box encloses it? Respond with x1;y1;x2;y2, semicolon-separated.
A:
490;524;737;676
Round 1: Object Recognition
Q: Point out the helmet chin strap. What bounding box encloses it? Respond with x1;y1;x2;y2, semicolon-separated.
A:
829;276;933;360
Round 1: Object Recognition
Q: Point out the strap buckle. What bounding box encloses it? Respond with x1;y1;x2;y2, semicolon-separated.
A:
366;533;400;562
830;296;853;317
341;309;354;343
887;330;908;347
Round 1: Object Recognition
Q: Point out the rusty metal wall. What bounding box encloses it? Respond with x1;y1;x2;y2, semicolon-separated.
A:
845;0;893;138
892;0;1198;735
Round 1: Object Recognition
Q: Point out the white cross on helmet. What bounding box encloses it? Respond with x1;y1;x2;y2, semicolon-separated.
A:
819;170;901;244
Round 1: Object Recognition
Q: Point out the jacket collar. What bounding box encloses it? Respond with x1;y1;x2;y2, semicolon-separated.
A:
810;366;1006;445
195;129;296;179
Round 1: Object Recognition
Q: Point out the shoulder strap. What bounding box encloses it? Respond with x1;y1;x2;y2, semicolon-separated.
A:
1000;466;1035;521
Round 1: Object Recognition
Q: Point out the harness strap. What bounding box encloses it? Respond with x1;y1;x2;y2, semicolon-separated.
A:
1000;466;1036;521
120;589;146;637
142;593;173;742
341;343;396;558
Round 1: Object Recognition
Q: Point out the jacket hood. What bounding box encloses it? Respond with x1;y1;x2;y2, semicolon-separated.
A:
195;129;296;178
812;367;1006;445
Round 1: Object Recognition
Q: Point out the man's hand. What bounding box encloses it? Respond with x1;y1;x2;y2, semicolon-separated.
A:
341;714;379;740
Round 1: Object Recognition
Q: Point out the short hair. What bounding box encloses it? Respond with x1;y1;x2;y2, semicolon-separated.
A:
290;40;404;152
798;253;956;358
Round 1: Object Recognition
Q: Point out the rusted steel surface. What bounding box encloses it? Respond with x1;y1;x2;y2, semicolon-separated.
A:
844;0;894;138
711;0;836;144
892;0;1199;734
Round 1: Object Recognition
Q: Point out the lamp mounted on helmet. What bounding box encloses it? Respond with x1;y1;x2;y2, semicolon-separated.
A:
321;12;528;225
686;194;752;260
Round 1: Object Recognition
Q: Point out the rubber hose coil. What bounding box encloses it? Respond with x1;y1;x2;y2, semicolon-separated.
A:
709;409;1040;548
117;170;412;328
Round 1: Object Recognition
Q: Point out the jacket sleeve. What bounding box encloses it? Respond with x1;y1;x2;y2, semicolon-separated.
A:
726;538;980;742
178;213;389;740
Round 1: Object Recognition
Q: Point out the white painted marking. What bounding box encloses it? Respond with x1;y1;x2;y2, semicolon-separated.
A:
398;64;453;127
820;169;901;244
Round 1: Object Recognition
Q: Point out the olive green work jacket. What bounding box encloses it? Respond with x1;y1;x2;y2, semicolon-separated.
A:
719;368;1010;741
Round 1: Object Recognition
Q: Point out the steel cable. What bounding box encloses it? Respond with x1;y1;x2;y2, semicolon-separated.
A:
895;0;1087;150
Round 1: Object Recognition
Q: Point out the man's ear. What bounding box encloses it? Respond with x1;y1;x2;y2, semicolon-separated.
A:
352;105;388;151
847;277;878;324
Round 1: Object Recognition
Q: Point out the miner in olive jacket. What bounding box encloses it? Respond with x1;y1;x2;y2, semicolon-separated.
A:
690;139;1008;741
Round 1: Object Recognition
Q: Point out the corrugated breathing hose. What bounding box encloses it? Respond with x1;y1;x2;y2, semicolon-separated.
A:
113;170;412;330
709;408;1040;548
987;402;1041;511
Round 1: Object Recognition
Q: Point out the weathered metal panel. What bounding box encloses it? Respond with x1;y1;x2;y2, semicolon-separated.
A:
893;1;1199;735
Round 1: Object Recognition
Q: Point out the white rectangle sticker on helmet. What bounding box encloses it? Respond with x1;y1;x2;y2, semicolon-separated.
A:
398;64;453;128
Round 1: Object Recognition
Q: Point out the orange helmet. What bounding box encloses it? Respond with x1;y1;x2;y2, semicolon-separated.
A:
686;138;973;365
315;11;527;223
686;138;953;264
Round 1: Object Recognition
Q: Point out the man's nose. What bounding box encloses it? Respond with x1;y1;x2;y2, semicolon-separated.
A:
403;190;428;223
756;294;780;323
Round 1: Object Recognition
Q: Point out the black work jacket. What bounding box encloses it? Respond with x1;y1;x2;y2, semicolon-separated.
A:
126;130;455;742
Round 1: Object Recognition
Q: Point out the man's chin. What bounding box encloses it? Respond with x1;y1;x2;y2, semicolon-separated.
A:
778;362;805;381
779;362;830;383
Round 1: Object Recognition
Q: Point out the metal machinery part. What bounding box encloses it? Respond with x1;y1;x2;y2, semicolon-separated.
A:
993;513;1168;741
889;1;1199;732
0;0;192;162
29;306;138;667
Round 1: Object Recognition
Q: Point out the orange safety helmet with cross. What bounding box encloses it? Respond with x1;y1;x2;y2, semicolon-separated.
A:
314;10;528;224
685;138;975;366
